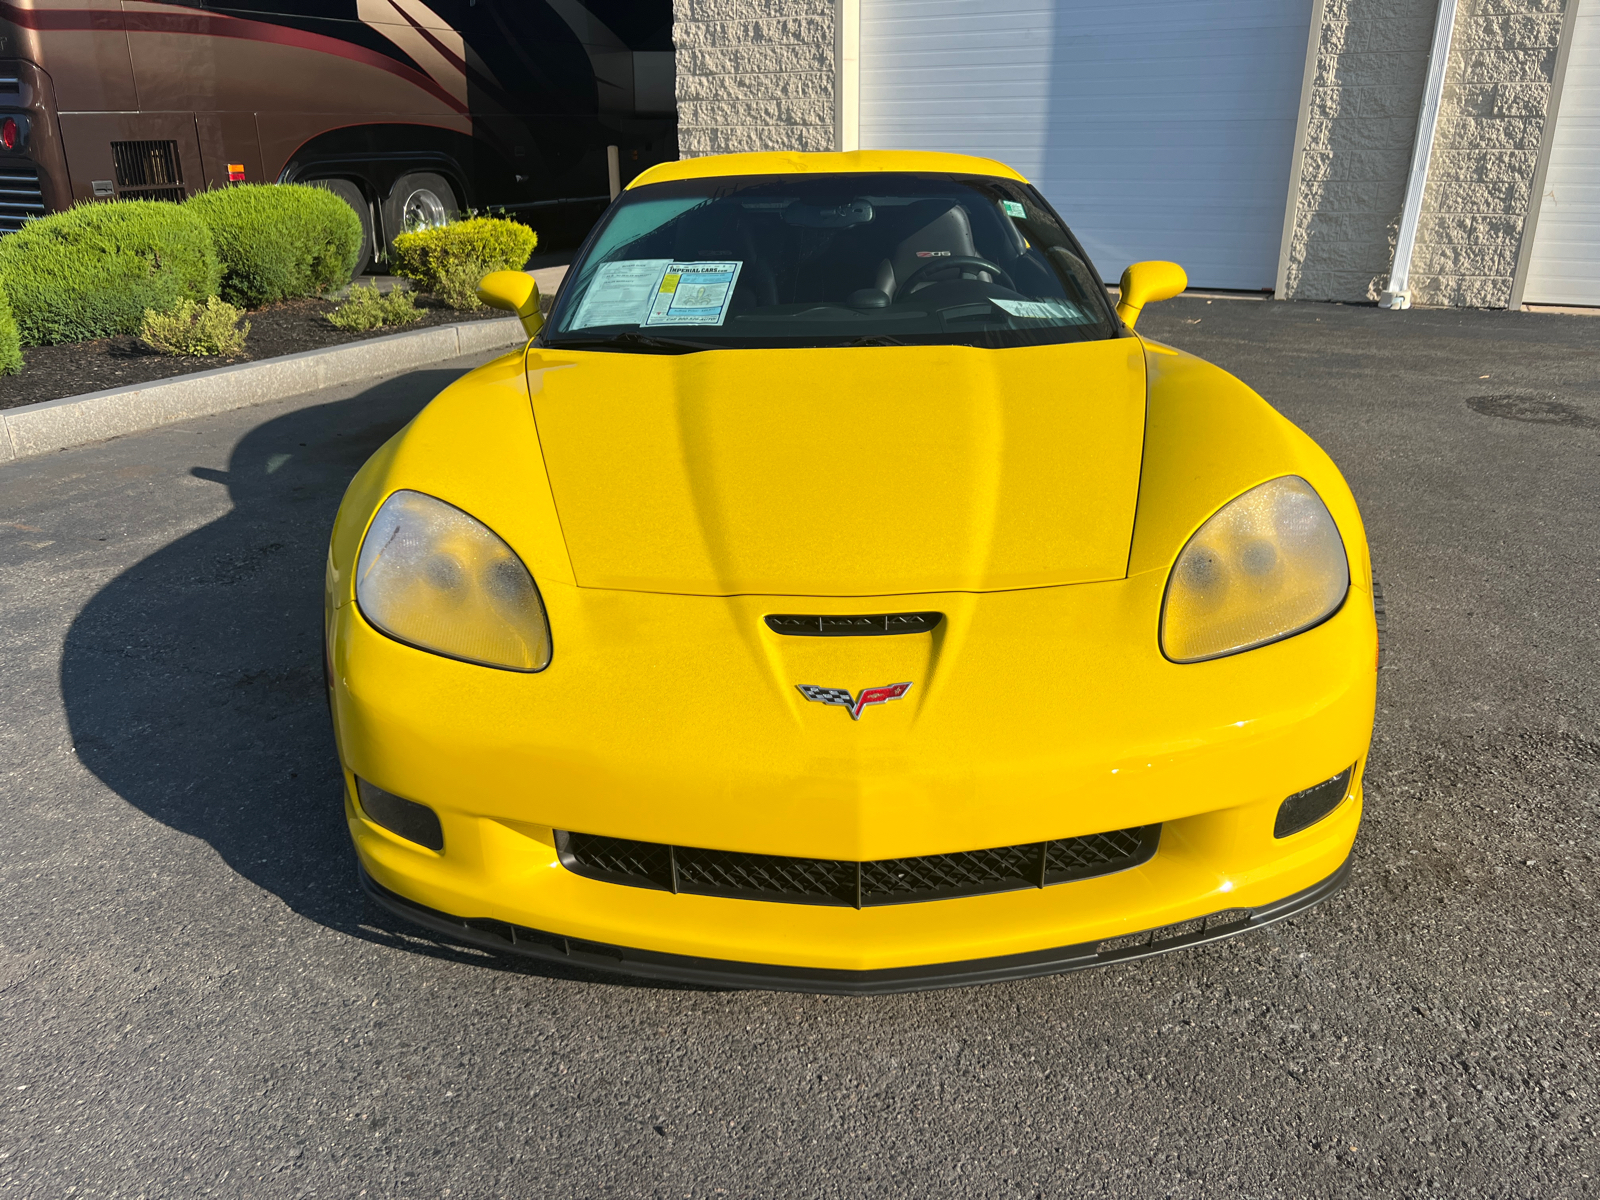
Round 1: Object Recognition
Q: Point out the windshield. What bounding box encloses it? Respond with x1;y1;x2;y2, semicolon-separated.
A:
541;172;1118;352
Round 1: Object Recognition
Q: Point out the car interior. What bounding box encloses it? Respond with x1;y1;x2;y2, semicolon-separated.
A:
548;174;1118;347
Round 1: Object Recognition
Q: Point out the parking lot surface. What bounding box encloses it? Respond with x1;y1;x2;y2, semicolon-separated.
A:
2;300;1597;1198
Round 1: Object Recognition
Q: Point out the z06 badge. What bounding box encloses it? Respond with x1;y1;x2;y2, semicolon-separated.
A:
796;682;913;720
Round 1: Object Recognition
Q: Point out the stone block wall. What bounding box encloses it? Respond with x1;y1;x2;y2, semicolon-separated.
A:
1408;0;1571;307
1284;0;1572;305
673;0;838;157
1283;0;1438;302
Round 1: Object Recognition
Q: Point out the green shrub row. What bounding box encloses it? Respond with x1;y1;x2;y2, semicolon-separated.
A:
0;200;221;347
0;184;361;349
0;188;537;367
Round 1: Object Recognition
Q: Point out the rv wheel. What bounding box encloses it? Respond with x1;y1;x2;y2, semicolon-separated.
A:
385;172;457;255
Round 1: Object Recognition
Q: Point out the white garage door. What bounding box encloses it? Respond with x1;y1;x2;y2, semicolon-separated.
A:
1523;0;1600;306
860;0;1313;291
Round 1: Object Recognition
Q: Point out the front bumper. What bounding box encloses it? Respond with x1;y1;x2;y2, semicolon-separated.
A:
330;565;1374;984
346;766;1362;981
358;855;1353;995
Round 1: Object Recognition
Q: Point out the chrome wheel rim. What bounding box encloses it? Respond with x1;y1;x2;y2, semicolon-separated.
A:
401;188;448;231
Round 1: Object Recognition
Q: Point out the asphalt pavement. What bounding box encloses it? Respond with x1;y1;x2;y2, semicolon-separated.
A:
1;299;1597;1198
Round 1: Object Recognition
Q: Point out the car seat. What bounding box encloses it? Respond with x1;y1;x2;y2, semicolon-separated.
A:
672;202;779;307
874;203;987;300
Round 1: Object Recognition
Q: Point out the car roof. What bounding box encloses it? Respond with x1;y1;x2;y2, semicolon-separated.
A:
626;150;1030;190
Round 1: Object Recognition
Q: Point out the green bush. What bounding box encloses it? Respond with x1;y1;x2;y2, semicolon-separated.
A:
0;201;220;346
140;296;250;357
327;282;423;331
0;286;20;375
188;183;362;307
390;216;536;310
431;261;489;310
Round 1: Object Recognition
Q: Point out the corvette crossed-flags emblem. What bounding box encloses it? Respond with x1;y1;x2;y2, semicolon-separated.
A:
795;682;913;720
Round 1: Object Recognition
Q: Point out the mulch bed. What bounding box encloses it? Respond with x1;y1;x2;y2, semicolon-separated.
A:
0;295;507;411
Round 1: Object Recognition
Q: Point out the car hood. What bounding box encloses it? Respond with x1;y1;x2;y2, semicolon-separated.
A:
525;339;1148;596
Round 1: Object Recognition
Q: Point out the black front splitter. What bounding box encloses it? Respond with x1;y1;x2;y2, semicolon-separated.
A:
357;857;1352;996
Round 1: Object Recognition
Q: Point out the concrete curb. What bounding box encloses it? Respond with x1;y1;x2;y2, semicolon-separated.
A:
0;315;527;465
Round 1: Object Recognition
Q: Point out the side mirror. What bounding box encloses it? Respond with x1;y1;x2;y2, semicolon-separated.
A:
1116;261;1187;329
477;270;544;337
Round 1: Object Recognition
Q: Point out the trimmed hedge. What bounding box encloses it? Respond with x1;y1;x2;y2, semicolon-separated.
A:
0;201;220;346
390;216;537;308
0;286;20;375
188;183;362;307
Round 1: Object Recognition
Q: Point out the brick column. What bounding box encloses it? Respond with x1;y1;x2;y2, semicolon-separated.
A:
1409;0;1573;308
673;0;839;157
1283;0;1573;307
1283;0;1439;303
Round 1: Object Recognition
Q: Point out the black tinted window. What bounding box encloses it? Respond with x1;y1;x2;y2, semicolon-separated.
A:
543;172;1117;352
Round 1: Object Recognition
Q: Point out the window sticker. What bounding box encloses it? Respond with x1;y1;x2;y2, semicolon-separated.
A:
993;297;1082;321
1000;200;1027;219
643;260;743;326
571;258;672;328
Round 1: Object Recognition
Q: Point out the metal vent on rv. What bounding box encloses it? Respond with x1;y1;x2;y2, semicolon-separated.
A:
111;140;185;202
0;167;44;233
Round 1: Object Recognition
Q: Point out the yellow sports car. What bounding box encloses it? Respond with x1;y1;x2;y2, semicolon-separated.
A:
326;150;1376;993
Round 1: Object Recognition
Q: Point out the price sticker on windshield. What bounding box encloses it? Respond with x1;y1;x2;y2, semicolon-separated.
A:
644;260;743;326
571;258;673;328
1000;200;1027;219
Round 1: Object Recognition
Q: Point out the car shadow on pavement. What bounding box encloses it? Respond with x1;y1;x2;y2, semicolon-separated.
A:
57;367;696;990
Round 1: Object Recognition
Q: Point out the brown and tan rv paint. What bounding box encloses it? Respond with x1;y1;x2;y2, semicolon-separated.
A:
0;0;675;252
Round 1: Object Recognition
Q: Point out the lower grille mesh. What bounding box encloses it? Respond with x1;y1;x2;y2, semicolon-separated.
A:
558;824;1160;908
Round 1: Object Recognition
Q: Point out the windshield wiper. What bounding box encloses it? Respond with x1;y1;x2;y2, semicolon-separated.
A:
543;331;723;354
842;334;913;347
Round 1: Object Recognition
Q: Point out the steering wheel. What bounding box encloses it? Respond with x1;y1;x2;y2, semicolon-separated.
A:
897;254;1015;296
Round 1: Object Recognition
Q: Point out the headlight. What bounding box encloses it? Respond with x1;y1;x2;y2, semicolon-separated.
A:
1161;476;1348;663
355;489;552;671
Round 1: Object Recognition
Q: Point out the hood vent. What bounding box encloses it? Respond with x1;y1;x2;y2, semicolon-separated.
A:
765;612;943;637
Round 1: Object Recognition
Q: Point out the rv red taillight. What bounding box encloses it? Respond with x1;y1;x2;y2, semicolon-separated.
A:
0;119;17;151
